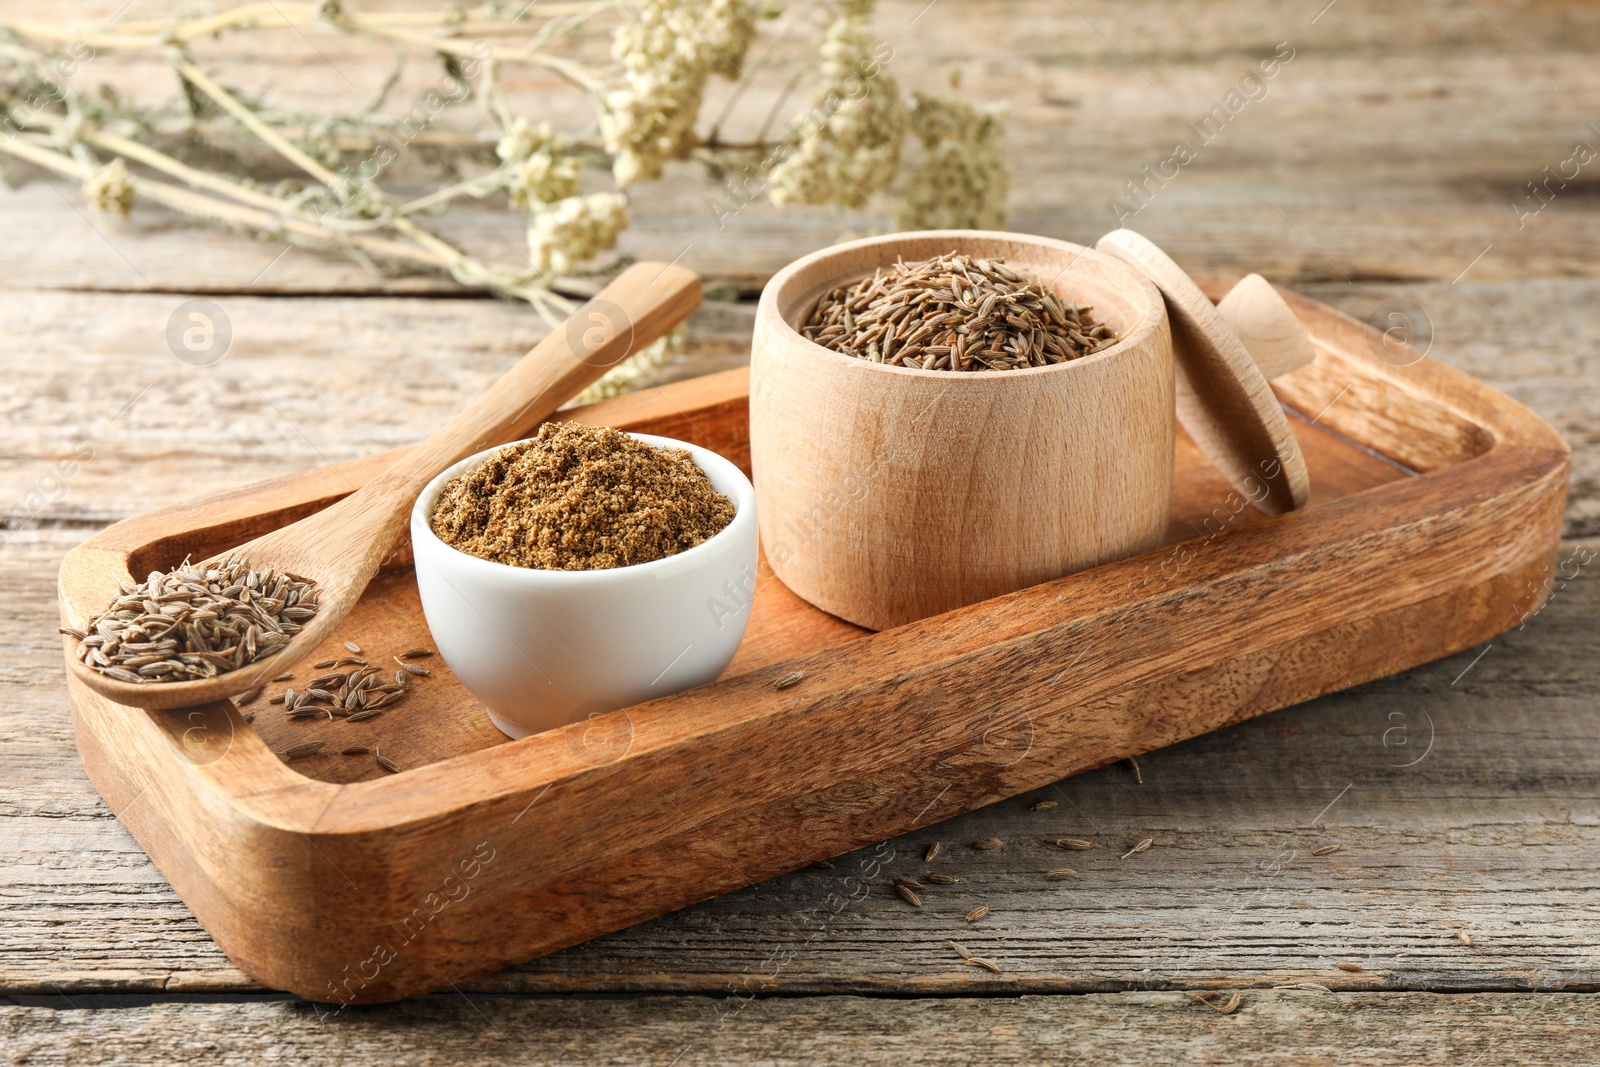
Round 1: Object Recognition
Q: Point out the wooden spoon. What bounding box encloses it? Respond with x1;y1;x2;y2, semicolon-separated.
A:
66;261;701;711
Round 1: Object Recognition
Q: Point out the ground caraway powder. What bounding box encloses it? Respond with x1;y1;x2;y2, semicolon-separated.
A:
430;423;736;571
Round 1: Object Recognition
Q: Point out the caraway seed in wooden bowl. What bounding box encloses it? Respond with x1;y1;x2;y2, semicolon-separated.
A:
801;252;1118;371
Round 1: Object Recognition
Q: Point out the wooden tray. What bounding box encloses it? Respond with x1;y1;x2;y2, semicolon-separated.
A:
60;281;1569;1004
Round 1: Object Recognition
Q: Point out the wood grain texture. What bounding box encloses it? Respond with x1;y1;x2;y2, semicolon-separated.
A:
3;0;1599;1051
5;528;1598;998
1099;229;1310;515
5;992;1600;1066
1;282;1593;531
1299;280;1600;539
54;364;1408;791
4;1;1600;295
0;289;758;527
54;287;1569;1002
750;231;1173;629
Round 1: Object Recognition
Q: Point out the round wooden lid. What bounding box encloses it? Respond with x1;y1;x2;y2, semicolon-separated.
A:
1096;229;1310;516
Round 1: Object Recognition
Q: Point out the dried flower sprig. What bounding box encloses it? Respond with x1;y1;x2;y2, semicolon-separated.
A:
768;0;905;209
896;91;1009;230
0;0;1009;398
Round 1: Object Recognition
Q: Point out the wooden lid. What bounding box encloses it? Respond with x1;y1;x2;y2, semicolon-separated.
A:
1096;229;1310;516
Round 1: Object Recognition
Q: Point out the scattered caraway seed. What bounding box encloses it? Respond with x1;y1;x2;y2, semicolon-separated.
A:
235;686;263;706
342;746;369;756
268;693;286;705
970;838;1003;851
314;659;337;668
1335;962;1365;973
1190;991;1242;1015
925;842;941;862
346;709;383;722
947;941;973;961
271;671;295;682
1122;838;1153;859
1457;930;1473;947
894;885;923;908
964;957;1002;975
810;860;835;870
964;904;989;923
1312;844;1342;856
395;658;430;676
395;670;411;687
242;711;255;723
1029;799;1058;811
375;748;401;774
282;740;325;759
893;876;925;891
70;554;320;683
926;874;959;885
1044;868;1077;881
1127;756;1143;784
773;670;805;690
343;641;362;653
399;647;434;659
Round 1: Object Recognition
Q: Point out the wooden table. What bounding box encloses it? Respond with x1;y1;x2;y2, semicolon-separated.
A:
3;1;1597;1061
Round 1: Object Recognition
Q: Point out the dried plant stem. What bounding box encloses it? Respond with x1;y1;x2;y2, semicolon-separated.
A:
3;0;1010;390
8;2;616;53
177;51;544;284
173;58;343;190
2;138;429;270
397;173;513;218
0;134;569;320
78;128;382;234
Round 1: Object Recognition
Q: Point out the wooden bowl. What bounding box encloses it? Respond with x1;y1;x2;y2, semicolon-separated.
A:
751;230;1173;629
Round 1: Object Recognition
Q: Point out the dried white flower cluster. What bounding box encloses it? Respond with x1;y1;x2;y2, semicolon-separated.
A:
707;0;782;79
527;192;629;275
768;0;905;209
82;158;135;216
603;0;781;187
10;0;1012;410
895;92;1009;230
496;118;581;209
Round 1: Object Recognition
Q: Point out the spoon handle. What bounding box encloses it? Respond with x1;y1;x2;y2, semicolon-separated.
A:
380;261;701;492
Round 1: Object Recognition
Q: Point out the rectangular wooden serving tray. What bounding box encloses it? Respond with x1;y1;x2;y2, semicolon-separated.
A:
60;280;1569;1004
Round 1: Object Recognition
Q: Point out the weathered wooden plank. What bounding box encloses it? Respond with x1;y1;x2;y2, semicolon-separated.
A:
2;0;1599;293
4;992;1600;1065
3;524;1596;995
0;289;756;526
3;0;1598;1012
1;280;1593;534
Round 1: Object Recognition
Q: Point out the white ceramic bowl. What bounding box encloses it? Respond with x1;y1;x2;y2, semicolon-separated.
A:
410;432;759;740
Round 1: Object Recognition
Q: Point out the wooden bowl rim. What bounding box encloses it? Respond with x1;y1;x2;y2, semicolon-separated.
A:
756;229;1168;380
